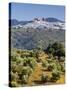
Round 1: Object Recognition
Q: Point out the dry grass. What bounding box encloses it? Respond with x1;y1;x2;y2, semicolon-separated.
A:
28;63;42;85
56;75;65;84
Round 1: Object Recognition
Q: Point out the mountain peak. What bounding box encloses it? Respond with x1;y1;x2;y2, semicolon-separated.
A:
33;17;46;22
32;17;63;23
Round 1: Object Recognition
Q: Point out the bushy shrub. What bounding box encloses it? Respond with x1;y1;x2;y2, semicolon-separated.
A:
51;71;60;82
46;42;65;58
21;67;28;75
11;63;17;73
41;74;49;82
16;50;21;54
10;71;19;87
11;55;17;62
11;81;18;87
29;51;36;57
47;64;54;71
61;63;65;72
21;75;28;84
42;60;49;68
27;57;36;69
59;56;65;62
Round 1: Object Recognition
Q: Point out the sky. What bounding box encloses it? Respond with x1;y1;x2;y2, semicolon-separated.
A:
10;3;65;21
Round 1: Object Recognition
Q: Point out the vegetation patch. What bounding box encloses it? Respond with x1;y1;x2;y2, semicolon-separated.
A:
10;42;65;87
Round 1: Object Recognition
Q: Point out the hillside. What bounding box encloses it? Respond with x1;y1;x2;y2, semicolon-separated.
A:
11;27;65;50
10;17;65;50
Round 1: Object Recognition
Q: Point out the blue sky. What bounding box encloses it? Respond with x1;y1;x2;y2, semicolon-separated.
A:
10;3;65;21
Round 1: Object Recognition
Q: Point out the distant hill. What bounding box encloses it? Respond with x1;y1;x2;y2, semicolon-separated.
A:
9;19;19;26
10;17;64;26
10;17;65;50
45;17;64;23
